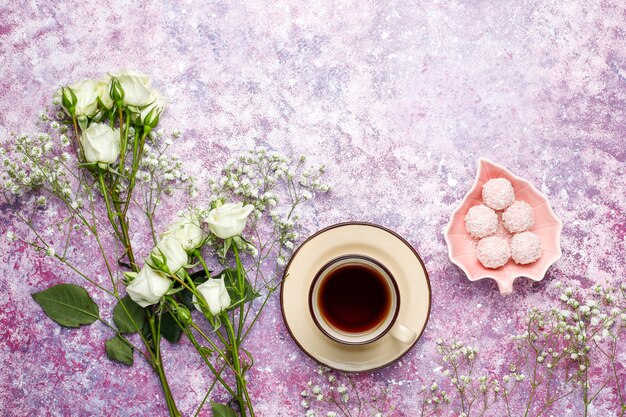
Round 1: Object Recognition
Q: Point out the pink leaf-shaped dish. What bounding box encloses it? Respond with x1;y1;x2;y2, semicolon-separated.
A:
444;159;562;295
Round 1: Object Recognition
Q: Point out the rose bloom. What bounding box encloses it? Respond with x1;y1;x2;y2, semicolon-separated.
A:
81;123;119;164
150;235;188;274
126;265;171;307
193;278;231;316
56;78;105;117
108;70;153;107
206;202;254;239
160;216;205;252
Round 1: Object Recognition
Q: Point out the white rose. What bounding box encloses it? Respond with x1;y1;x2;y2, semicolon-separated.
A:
160;216;205;252
112;70;152;87
206;202;254;239
150;235;188;273
108;70;153;107
193;278;231;316
81;123;119;164
126;265;171;307
56;79;102;117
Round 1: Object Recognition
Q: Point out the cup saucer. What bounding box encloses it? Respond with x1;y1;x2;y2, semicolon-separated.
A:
280;222;431;372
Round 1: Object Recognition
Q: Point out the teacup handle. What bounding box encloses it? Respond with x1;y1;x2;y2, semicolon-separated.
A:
390;322;417;345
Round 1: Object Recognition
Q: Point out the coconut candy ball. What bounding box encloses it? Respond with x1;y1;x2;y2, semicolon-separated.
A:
482;178;515;210
502;200;534;233
476;236;511;269
464;204;498;238
510;231;542;265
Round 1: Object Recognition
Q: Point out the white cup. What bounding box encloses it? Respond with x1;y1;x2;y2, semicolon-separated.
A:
309;255;417;345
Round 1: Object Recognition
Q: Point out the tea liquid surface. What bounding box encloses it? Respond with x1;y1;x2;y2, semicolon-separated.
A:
318;263;390;333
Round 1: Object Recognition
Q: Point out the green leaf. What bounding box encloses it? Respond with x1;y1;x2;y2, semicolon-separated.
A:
160;311;182;343
113;296;146;334
105;336;133;366
218;268;260;306
32;284;100;328
210;402;237;417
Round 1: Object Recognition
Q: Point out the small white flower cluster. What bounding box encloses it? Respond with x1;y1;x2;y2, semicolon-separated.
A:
427;283;625;415
1;129;75;204
501;282;626;409
420;379;451;406
299;365;388;416
436;339;478;364
137;130;197;199
431;339;502;415
558;285;624;355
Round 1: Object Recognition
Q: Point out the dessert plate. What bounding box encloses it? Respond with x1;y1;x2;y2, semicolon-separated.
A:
281;222;431;372
444;159;562;295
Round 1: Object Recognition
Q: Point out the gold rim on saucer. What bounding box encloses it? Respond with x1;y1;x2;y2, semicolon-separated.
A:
280;222;431;372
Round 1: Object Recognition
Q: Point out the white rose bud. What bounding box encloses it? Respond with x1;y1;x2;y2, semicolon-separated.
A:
138;89;166;129
81;123;119;164
206;202;254;239
126;265;171;307
55;79;102;117
160;216;205;252
193;278;231;316
95;79;114;109
150;235;188;273
108;70;153;107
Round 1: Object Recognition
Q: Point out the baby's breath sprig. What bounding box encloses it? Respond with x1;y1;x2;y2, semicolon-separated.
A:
416;380;450;417
0;118;117;278
503;307;577;417
428;282;625;417
299;366;389;417
553;283;626;416
434;339;498;417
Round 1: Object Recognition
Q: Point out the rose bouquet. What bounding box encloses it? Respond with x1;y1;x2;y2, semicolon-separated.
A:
1;71;329;416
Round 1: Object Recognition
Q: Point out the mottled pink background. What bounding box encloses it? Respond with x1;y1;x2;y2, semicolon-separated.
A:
1;1;625;416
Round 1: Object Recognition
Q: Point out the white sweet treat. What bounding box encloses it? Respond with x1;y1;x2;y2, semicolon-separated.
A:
482;178;515;210
502;200;534;233
476;236;511;269
464;204;498;238
510;231;542;264
494;212;513;239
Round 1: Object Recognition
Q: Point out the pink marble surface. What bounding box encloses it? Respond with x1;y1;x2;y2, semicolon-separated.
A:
1;1;625;416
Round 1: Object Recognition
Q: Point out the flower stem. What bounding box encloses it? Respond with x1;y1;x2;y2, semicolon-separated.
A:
122;130;148;219
233;245;246;342
71;115;84;160
118;108;126;172
98;171;136;270
223;314;253;417
225;245;255;416
194;249;212;280
112;195;136;270
148;311;181;417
